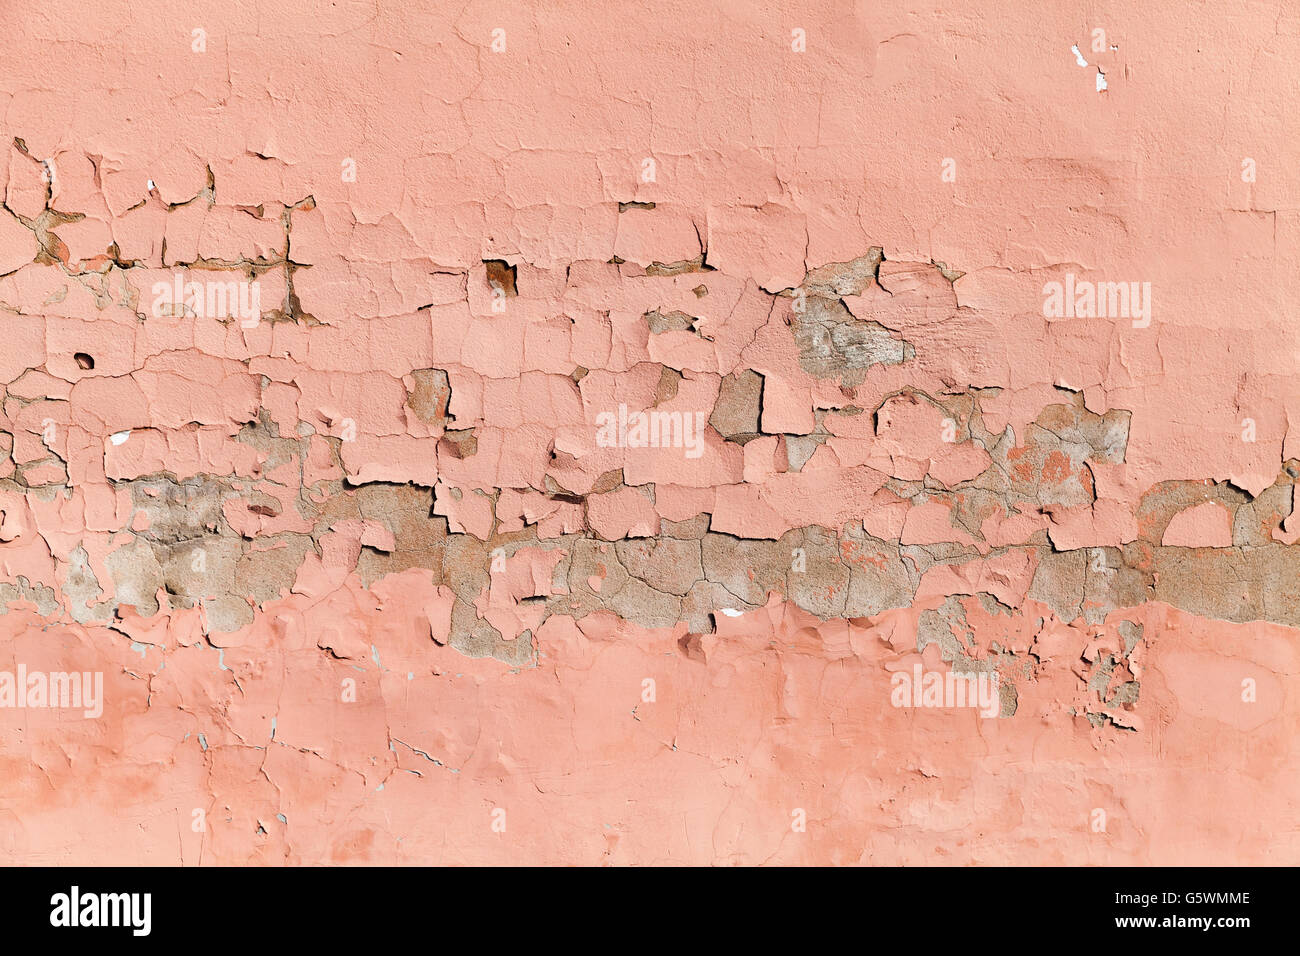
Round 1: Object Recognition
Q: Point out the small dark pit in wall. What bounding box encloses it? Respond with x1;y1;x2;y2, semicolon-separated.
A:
74;353;94;370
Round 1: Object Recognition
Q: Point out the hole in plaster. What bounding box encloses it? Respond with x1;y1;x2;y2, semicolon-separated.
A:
74;352;94;370
483;259;517;297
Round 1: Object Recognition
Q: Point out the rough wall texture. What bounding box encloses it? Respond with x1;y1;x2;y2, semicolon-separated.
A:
0;1;1297;865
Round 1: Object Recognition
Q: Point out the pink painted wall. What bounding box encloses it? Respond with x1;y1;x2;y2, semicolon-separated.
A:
0;0;1296;864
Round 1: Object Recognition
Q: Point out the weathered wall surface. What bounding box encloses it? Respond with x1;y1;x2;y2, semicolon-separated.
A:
0;1;1297;864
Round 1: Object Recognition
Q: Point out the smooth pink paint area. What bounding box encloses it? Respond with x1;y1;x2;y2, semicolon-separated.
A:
0;595;1295;865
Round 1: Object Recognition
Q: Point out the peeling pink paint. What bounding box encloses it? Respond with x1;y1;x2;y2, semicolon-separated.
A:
0;1;1297;865
1163;501;1234;549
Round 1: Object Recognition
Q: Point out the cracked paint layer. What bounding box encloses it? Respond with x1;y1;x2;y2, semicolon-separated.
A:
0;1;1298;865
